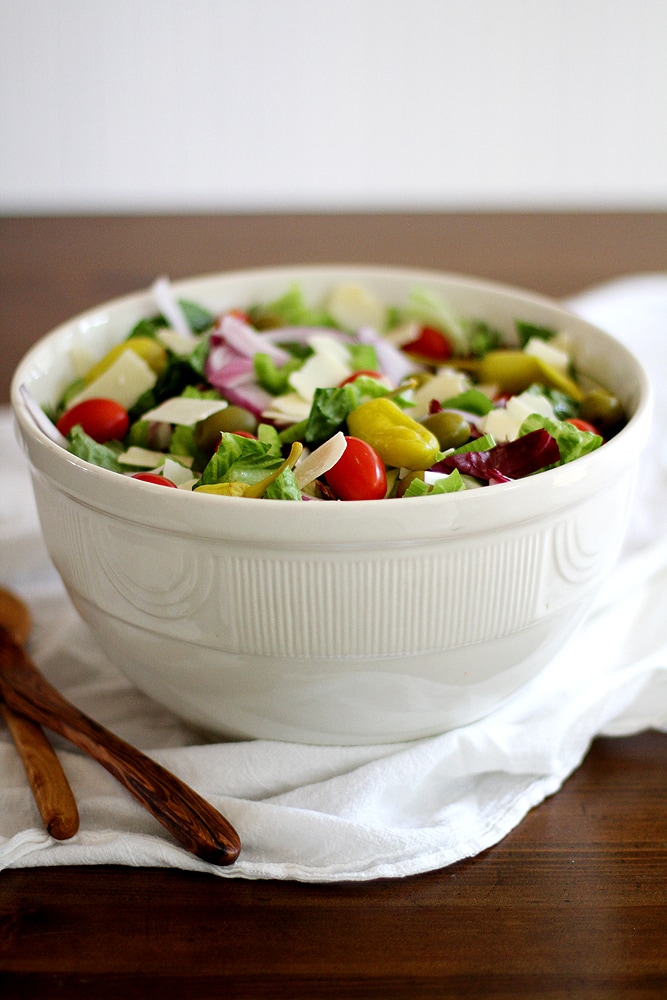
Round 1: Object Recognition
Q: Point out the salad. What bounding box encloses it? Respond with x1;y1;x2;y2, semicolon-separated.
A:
44;278;626;501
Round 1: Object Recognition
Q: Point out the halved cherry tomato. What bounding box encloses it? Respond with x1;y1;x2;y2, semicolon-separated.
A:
566;417;602;437
325;436;387;501
401;326;452;362
56;398;129;443
339;370;384;387
131;473;178;488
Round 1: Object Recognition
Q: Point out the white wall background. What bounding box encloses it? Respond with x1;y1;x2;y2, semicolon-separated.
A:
1;0;666;213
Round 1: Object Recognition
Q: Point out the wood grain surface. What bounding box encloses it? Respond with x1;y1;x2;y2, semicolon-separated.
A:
1;214;666;998
2;212;666;403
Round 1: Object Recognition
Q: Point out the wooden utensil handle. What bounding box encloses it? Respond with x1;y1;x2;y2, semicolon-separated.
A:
1;701;80;840
0;634;240;865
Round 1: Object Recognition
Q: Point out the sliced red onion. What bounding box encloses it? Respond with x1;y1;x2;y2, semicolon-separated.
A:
205;333;256;385
217;313;291;364
151;276;195;341
220;382;274;419
19;384;68;446
356;325;422;385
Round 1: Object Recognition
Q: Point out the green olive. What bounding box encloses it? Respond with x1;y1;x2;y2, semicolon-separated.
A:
579;388;625;435
194;405;258;453
421;411;471;450
395;471;425;498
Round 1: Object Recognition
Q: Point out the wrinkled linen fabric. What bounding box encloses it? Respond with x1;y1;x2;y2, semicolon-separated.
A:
1;274;666;882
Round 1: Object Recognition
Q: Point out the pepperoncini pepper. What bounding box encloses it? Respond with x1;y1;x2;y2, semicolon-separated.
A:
346;397;441;470
450;350;583;400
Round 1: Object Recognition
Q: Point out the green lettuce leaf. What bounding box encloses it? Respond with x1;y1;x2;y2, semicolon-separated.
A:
519;413;602;465
403;469;465;497
67;426;124;472
196;433;284;487
254;352;305;395
249;284;334;328
263;467;303;500
440;389;494;416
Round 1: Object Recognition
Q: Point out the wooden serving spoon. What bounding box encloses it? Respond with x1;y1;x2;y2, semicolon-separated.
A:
0;588;79;840
0;589;241;866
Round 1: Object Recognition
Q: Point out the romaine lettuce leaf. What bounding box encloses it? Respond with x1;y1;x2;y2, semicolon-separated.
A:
403;469;465;496
67;426;124;472
196;432;284;487
519;413;602;464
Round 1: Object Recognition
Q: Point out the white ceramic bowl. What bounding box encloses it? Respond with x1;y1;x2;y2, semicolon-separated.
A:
11;266;652;744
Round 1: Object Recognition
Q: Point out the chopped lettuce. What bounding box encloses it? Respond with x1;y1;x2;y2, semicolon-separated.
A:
67;426;124;472
254;352;305;395
264;468;302;500
248;284;334;328
464;319;504;357
129;300;214;340
403;469;465;497
347;343;378;371
403;287;468;353
196;432;284;488
440;389;494;416
524;383;580;421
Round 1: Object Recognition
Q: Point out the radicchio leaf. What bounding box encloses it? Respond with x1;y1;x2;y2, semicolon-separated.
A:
439;428;560;482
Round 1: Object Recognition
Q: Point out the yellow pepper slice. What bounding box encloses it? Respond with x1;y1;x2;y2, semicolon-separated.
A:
451;350;583;400
85;337;168;384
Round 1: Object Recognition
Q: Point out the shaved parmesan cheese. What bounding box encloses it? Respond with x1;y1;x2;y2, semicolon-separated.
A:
382;320;420;347
523;336;570;373
289;340;350;400
262;392;312;424
481;390;556;443
294;432;347;489
481;407;524;442
506;391;555;422
157;327;200;357
163;457;196;485
118;446;170;467
410;369;471;419
309;334;351;367
118;446;194;469
67;349;157;410
141;397;228;426
325;283;386;332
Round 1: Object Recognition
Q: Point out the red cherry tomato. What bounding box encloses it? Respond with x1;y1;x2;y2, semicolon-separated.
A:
56;398;129;443
325;436;387;501
131;473;178;488
339;370;384;386
567;417;602;436
401;326;452;362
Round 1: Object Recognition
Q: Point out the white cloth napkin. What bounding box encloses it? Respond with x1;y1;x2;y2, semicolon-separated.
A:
1;274;666;882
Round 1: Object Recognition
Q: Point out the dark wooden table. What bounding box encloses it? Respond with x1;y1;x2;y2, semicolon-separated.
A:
1;213;666;998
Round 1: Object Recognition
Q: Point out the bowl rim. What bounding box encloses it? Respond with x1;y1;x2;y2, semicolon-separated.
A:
10;263;654;532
